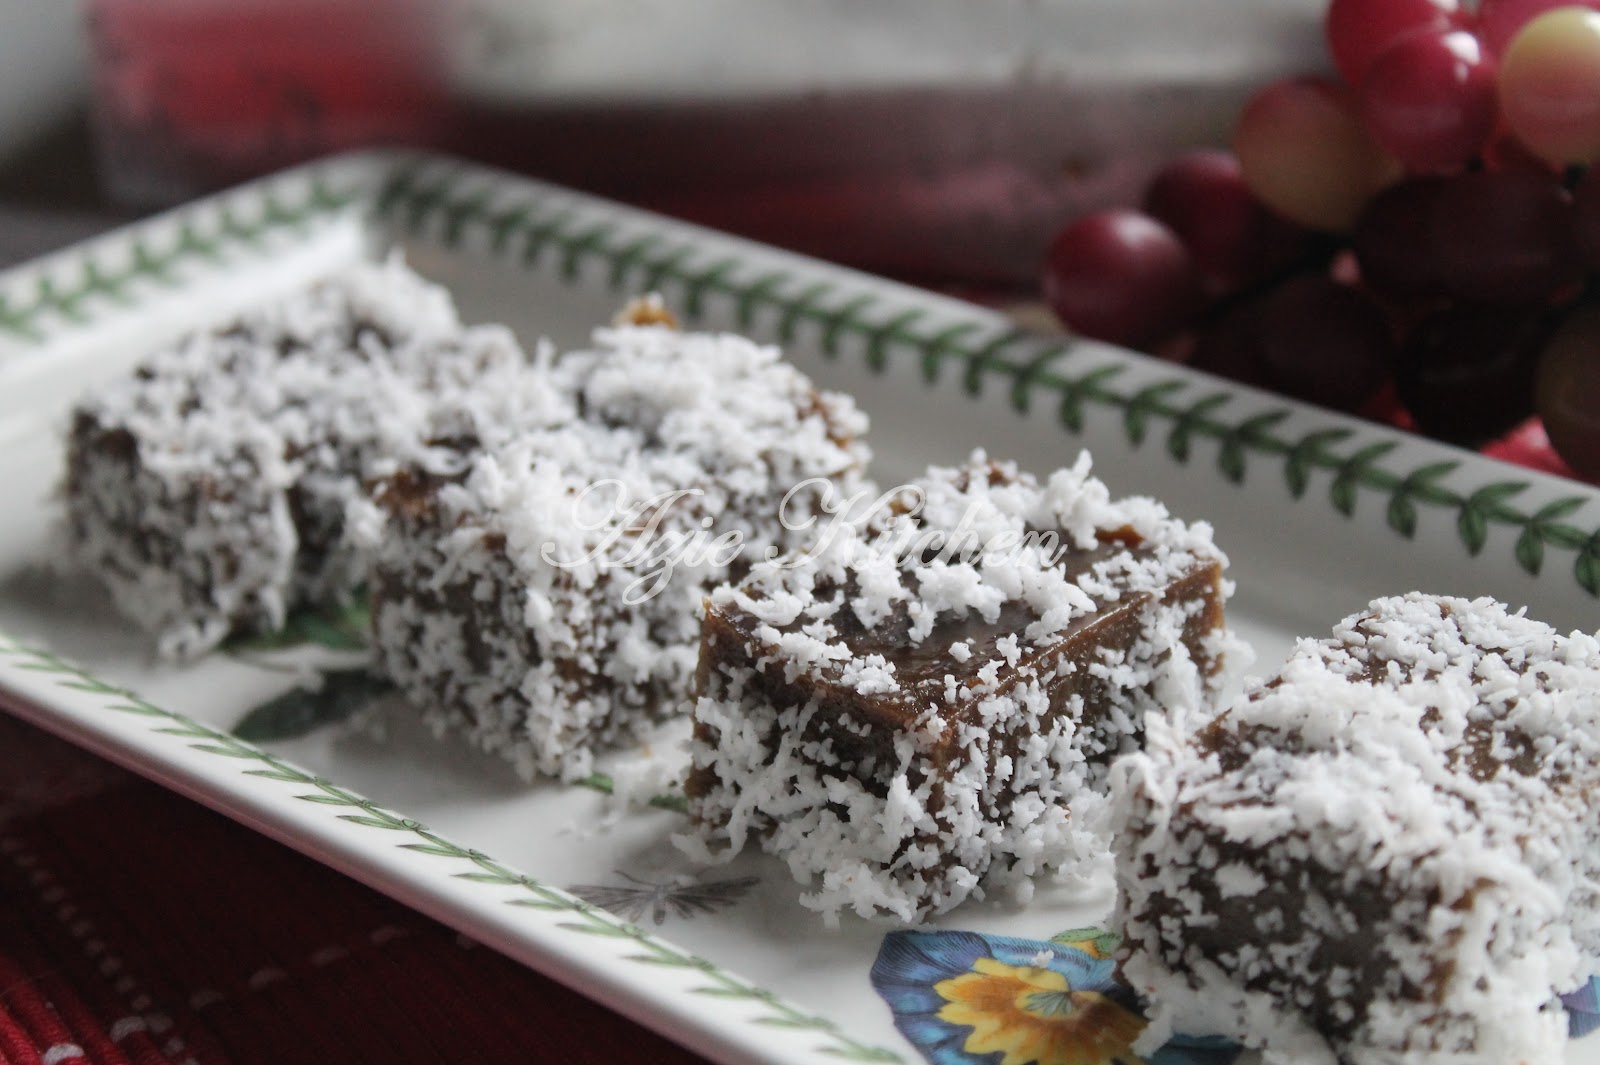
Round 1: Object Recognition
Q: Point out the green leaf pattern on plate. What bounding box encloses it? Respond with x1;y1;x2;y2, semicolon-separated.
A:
226;598;373;654
0;633;902;1064
371;158;1600;596
232;668;392;743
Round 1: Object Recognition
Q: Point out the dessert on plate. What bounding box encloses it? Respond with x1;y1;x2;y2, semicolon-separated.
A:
1111;593;1600;1065
682;452;1238;921
64;258;567;658
64;259;866;781
361;315;869;781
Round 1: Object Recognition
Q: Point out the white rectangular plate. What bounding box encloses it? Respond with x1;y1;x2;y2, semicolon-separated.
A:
1;152;1597;1065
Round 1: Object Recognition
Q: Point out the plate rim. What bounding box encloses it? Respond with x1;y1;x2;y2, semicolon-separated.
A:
0;152;907;1065
1;147;1598;1065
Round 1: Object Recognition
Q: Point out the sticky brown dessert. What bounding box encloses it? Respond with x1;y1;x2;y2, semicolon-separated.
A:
1110;593;1600;1065
681;453;1237;921
62;259;557;658
360;320;868;782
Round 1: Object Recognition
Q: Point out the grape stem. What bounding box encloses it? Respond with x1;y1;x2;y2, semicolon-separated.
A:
1195;234;1345;328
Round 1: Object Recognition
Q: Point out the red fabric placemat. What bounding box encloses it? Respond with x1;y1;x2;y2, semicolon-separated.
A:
0;712;709;1065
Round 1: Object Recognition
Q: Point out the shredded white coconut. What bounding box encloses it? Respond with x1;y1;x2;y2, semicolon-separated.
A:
683;452;1237;921
1110;592;1600;1065
362;321;869;782
64;258;568;658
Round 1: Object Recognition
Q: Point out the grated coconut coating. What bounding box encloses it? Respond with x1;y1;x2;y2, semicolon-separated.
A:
64;258;571;658
1110;592;1600;1065
682;451;1239;922
360;321;870;782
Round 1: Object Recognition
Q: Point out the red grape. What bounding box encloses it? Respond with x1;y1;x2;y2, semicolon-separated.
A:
1396;305;1549;442
1358;172;1583;305
1536;301;1600;479
1499;7;1600;166
1325;0;1465;87
1360;29;1499;173
1256;275;1394;410
1478;0;1600;55
1190;303;1271;388
1235;78;1402;233
1042;209;1201;349
1352;178;1450;300
1142;150;1312;295
1577;167;1600;270
1481;126;1563;174
1429;170;1581;305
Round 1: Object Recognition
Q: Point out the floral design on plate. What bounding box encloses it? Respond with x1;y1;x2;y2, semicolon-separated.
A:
870;928;1241;1065
567;871;761;925
1566;977;1600;1038
231;668;393;743
875;927;1600;1063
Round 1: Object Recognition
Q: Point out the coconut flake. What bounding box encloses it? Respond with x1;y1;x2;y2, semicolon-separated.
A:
685;452;1236;920
1110;592;1600;1065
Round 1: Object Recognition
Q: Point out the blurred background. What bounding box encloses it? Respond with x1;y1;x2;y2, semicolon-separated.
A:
0;0;1595;479
0;0;1323;286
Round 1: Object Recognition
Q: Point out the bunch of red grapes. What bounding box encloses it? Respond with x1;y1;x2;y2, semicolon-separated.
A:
1042;0;1600;479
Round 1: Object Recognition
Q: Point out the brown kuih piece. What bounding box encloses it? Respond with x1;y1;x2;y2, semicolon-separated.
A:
681;453;1239;922
1110;593;1600;1065
360;319;869;783
62;258;550;659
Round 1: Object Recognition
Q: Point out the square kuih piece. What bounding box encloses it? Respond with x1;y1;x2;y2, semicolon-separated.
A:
63;258;564;658
683;452;1238;921
363;318;869;782
1111;593;1600;1065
